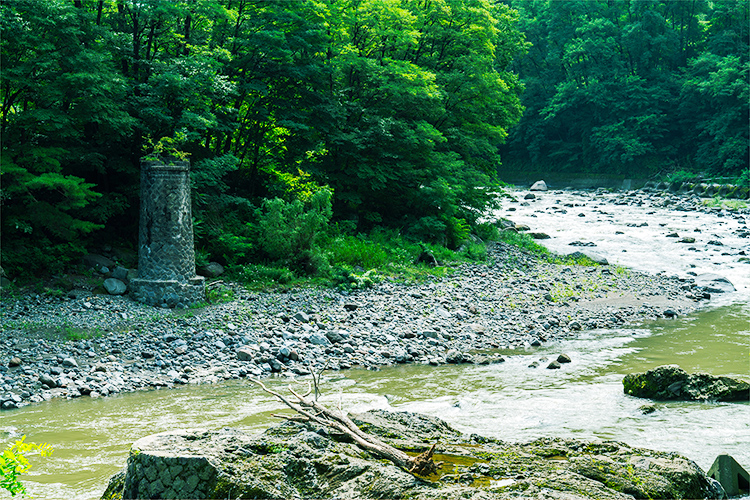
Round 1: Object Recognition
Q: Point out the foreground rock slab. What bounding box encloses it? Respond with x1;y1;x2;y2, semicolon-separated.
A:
623;365;750;402
103;410;724;500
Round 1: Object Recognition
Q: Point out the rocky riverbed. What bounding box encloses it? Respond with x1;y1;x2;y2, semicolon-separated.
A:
1;235;715;411
103;409;726;500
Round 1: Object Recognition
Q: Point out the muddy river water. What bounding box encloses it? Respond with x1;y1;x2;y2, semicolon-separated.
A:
2;189;748;499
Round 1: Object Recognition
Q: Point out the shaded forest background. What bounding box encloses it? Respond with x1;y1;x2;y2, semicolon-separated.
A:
1;0;748;278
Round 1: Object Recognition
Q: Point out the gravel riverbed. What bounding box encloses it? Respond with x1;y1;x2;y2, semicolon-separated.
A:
0;236;709;411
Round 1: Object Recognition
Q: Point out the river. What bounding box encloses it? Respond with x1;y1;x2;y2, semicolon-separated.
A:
2;188;748;499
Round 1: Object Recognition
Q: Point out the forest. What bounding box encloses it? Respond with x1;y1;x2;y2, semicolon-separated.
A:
1;0;748;280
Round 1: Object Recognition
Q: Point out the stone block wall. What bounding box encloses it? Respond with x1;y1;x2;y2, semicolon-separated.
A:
122;430;218;499
130;160;205;308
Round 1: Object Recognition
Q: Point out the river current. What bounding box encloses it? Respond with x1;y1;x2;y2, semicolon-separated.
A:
2;188;748;499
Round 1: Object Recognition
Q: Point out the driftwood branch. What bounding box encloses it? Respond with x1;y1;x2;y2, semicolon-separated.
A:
307;361;329;401
251;378;442;476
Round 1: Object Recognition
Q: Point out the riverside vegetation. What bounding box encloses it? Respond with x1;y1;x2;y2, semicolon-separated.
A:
2;0;748;285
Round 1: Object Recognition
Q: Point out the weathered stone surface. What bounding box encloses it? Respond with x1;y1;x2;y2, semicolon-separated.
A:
104;278;128;296
131;160;205;308
707;454;749;497
112;266;130;282
198;262;225;278
623;365;750;402
104;410;722;500
236;346;255;361
528;232;551;239
530;180;548;191
693;273;736;294
82;254;115;272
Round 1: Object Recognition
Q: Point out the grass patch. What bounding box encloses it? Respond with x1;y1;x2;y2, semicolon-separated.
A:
701;197;747;210
496;230;551;256
206;282;236;303
3;319;105;341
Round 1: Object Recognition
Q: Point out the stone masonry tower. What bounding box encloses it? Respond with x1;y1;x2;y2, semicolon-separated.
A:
130;159;205;307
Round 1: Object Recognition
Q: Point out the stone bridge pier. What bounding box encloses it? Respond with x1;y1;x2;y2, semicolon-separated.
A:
130;159;205;308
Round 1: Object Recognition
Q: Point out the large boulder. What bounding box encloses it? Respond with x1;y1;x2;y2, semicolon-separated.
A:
623;365;750;402
82;253;115;272
693;274;735;294
198;262;225;278
103;278;127;295
104;410;723;500
530;180;548;191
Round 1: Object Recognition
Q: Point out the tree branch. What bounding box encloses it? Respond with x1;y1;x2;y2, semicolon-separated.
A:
251;378;443;476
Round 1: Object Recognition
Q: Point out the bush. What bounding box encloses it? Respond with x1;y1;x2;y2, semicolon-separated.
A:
328;235;389;269
664;170;700;184
737;168;750;188
330;265;378;290
474;222;500;242
257;188;333;274
238;265;294;286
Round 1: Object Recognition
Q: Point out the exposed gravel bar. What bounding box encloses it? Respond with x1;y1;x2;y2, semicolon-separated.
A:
0;239;709;411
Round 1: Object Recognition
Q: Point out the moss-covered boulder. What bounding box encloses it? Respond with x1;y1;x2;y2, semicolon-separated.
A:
102;409;724;500
623;365;750;402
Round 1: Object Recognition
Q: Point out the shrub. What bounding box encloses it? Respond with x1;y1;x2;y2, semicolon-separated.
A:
330;265;378;290
257;188;333;275
328;236;389;269
238;265;294;286
474;222;500;242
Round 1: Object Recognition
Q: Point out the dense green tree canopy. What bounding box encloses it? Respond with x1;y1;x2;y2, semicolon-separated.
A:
1;0;525;275
2;0;747;278
499;0;749;179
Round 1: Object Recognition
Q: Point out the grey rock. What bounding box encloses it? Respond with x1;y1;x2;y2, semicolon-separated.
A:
103;278;128;295
325;330;345;343
39;374;57;388
308;333;330;346
569;240;597;247
694;273;735;294
62;357;78;368
236;347;255;362
445;350;465;364
623;365;749;402
547;360;561;369
199;262;225;278
528;232;550;239
530;180;548;191
639;404;657;415
293;311;311;323
112;266;129;281
82;253;115;271
557;354;572;363
568;251;609;265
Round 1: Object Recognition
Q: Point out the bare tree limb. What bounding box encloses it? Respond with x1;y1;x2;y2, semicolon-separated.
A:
252;378;443;476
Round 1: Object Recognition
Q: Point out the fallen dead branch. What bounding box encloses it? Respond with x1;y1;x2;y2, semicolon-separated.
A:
251;378;442;476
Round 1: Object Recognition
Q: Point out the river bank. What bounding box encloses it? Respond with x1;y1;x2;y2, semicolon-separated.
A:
1;237;708;411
